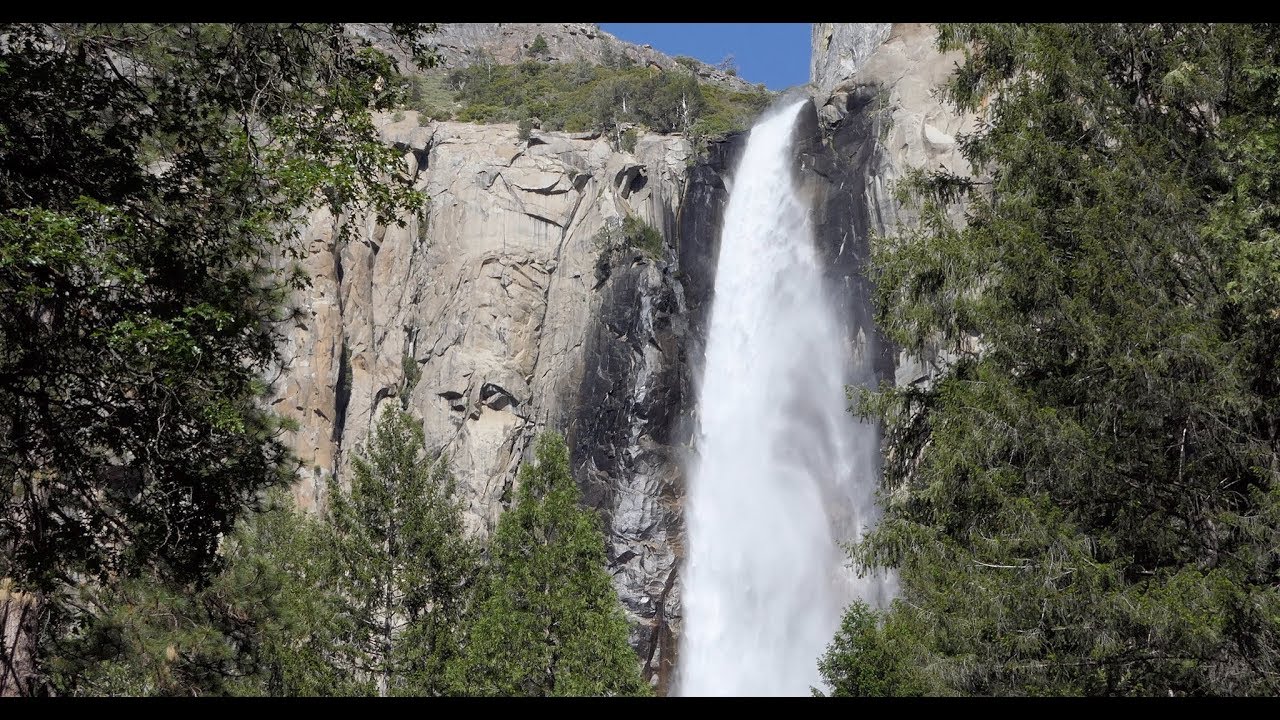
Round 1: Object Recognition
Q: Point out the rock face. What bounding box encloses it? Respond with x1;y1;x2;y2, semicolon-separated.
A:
348;23;759;93
810;23;893;97
810;23;976;388
271;110;695;689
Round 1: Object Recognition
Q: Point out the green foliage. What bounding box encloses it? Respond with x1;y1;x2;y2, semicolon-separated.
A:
392;69;457;121
528;34;550;58
48;575;245;696
0;22;435;692
447;432;649;697
688;82;773;145
46;489;348;696
216;489;358;697
441;59;770;138
621;216;665;258
322;408;480;696
814;600;935;697
842;23;1280;696
599;41;634;71
401;352;421;408
517;118;534;142
48;408;479;697
592;215;666;285
621;127;639;153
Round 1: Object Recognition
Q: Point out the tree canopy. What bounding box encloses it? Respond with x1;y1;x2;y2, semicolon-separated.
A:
0;22;434;695
828;23;1280;696
322;408;479;696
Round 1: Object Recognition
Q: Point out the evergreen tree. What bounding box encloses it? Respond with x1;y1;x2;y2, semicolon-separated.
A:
46;408;478;697
528;34;550;58
814;600;934;697
447;432;649;697
322;407;479;697
45;490;345;696
835;23;1280;696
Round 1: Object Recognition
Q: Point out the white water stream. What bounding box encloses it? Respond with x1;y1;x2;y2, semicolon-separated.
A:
676;101;886;696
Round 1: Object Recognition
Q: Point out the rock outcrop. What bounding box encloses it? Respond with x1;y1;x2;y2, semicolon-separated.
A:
810;23;893;97
271;111;695;689
810;23;976;388
348;23;759;93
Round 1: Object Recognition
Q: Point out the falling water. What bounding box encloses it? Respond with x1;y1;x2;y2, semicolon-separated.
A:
677;101;886;696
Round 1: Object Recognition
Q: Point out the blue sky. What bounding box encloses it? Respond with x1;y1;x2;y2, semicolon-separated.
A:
599;24;812;91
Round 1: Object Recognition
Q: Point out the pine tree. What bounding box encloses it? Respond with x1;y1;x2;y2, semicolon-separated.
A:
528;34;550;58
834;23;1280;696
44;489;346;697
323;407;479;696
814;600;934;697
447;432;649;697
45;408;478;697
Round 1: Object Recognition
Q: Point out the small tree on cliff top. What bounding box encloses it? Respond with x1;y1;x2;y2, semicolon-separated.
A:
528;34;550;58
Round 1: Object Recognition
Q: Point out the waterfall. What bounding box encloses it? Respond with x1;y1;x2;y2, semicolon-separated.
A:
676;100;886;696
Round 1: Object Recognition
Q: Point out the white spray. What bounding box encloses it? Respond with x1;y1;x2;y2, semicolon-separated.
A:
676;101;887;696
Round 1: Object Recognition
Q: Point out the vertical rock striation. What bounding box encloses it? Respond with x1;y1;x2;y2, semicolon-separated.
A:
810;23;893;98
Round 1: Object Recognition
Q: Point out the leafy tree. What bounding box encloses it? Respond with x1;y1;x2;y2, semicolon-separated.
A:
518;118;535;142
393;70;456;121
0;22;435;694
322;407;479;697
841;23;1280;696
447;432;649;697
641;71;705;134
688;82;772;147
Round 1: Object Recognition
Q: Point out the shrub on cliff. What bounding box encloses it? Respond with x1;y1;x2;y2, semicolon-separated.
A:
528;34;550;58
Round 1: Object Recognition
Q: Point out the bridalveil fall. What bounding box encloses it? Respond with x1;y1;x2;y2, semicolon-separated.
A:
677;101;887;696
